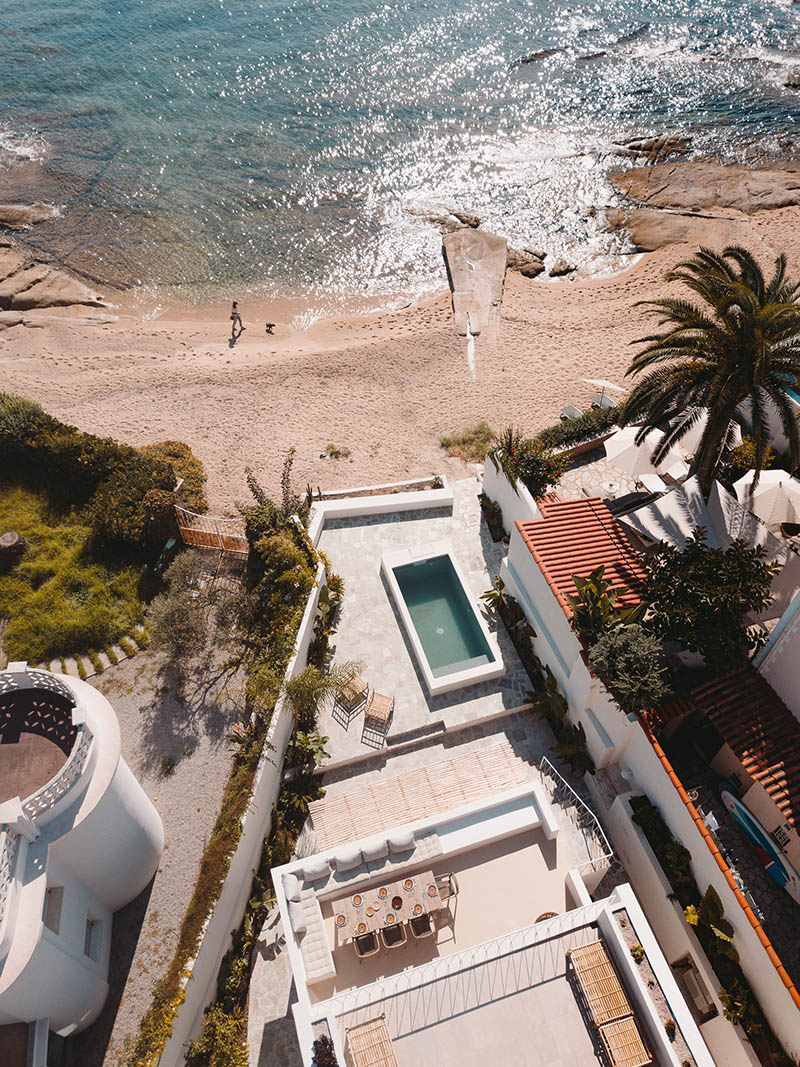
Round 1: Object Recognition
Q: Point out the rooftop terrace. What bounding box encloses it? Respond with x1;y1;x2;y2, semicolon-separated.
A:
315;478;530;763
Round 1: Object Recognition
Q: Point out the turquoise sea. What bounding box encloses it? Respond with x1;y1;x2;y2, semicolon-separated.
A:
2;0;800;307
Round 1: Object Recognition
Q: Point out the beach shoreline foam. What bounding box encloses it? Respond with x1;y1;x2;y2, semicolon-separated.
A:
3;158;800;513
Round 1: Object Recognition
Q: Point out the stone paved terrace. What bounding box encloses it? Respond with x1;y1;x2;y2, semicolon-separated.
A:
315;477;530;763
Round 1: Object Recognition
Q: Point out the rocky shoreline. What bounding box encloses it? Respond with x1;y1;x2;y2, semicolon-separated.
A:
0;204;107;327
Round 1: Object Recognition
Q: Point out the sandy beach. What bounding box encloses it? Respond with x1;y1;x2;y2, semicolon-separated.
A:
2;197;798;513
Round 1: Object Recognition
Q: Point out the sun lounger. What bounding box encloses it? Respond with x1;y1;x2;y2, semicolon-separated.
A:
567;940;631;1026
592;394;616;410
599;1016;651;1067
346;1015;399;1067
561;405;583;421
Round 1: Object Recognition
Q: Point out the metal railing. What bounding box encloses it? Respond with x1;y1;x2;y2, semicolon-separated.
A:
536;756;613;875
321;899;608;1024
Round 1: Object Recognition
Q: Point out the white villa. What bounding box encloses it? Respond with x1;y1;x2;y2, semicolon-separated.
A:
0;663;163;1067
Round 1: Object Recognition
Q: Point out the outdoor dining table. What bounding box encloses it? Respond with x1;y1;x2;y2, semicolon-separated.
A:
333;869;444;941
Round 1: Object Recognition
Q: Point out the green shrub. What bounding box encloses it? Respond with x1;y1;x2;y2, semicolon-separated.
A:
312;1035;340;1066
724;435;775;484
630;943;645;964
440;422;496;462
139;440;208;513
75;654;87;681
567;566;646;646
185;1004;247;1067
0;484;145;662
588;625;665;714
535;405;620;450
118;636;137;658
492;432;562;498
87;650;104;674
104;644;119;665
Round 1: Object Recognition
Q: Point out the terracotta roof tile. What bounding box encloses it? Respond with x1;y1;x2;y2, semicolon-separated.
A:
517;497;648;619
659;666;800;829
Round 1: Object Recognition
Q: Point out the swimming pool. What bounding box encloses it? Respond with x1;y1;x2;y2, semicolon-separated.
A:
382;545;505;696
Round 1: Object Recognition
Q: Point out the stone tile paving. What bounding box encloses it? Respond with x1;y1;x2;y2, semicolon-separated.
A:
247;912;304;1067
557;450;641;501
316;477;530;763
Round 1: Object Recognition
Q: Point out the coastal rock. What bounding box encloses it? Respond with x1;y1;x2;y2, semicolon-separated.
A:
603;207;711;251
442;228;507;336
612;161;800;214
784;68;800;89
0;311;24;331
614;134;692;163
0;249;28;282
549;258;577;277
12;270;103;310
506;247;545;277
0;203;59;230
410;205;481;234
0;264;51;307
511;48;560;68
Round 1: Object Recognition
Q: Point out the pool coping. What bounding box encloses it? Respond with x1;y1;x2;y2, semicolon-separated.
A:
380;542;506;697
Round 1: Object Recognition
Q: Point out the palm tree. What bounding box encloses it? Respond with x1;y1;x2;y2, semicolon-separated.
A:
620;246;800;495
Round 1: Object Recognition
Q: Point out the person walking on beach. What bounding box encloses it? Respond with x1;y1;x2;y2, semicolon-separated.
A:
230;300;245;338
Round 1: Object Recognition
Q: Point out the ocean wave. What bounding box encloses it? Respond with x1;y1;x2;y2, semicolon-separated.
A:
0;126;48;166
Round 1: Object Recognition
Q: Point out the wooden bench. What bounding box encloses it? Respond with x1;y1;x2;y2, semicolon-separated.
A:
346;1015;398;1067
599;1016;651;1067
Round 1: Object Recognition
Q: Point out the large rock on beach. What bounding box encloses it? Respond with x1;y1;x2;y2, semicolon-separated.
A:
442;228;507;336
603;207;713;251
12;271;103;310
506;247;546;277
612;161;800;214
549;258;577;277
410;205;481;234
614;134;692;163
0;203;59;229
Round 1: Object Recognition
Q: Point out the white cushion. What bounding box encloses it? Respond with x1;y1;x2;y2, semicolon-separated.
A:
361;836;389;862
282;872;301;902
332;844;363;871
387;828;415;853
302;856;332;882
288;899;307;934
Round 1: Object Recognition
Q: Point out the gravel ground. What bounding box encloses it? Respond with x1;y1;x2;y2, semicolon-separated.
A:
66;651;241;1067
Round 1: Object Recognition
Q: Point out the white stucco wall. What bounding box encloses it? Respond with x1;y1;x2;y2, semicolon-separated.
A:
505;539;800;1058
755;590;800;721
0;671;164;1037
481;455;541;533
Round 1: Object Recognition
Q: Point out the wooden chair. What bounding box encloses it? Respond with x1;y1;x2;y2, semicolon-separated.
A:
361;691;394;748
380;923;407;951
435;872;459;901
354;931;380;962
598;1016;651;1067
409;914;435;939
333;673;369;729
346;1015;399;1067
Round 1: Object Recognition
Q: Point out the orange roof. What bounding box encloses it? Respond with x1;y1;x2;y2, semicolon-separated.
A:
665;667;800;830
642;720;800;1012
516;497;648;618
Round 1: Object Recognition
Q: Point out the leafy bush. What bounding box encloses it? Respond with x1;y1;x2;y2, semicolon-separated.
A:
0;484;145;661
312;1035;340;1066
535;405;620;451
440;422;496;462
588;625;665;714
528;666;595;776
139;440;208;513
644;529;778;671
491;429;562;498
630;943;645;964
722;435;776;485
185;1004;247;1067
567;566;647;646
0;392;175;552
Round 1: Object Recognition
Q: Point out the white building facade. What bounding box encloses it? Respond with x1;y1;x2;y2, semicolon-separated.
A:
0;664;163;1064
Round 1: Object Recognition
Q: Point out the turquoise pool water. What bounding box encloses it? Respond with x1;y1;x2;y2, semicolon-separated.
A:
393;556;493;677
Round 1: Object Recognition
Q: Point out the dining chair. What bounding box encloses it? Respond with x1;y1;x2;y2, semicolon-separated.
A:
380;923;407;950
354;931;380;962
409;914;435;939
435;873;459;901
333;673;369;730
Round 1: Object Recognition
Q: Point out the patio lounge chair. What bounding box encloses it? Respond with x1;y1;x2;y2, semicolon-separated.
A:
561;405;583;421
354;930;380;962
333;672;369;729
361;691;394;749
598;1017;651;1067
346;1015;399;1067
